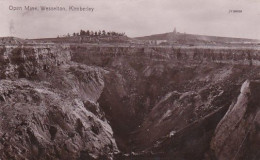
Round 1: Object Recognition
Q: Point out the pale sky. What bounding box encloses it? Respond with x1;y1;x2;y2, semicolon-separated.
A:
0;0;259;39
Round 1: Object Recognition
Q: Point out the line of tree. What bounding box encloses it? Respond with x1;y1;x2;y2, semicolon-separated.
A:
76;30;125;37
57;30;125;38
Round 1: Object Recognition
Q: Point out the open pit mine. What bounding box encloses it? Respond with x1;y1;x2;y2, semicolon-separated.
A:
0;36;260;160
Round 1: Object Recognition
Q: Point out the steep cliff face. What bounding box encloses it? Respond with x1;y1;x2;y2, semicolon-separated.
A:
210;80;260;160
0;45;71;79
71;45;260;159
70;46;260;66
0;45;118;160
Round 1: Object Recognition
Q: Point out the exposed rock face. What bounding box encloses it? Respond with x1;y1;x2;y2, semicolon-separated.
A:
70;46;260;66
0;43;260;160
210;80;260;160
71;45;260;159
0;45;118;160
0;45;71;79
0;79;117;160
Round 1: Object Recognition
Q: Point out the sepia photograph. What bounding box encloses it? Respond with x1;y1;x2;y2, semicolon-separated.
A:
0;0;260;159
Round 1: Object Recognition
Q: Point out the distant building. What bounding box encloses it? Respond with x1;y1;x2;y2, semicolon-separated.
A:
167;27;177;44
146;40;157;45
157;40;167;45
173;27;177;34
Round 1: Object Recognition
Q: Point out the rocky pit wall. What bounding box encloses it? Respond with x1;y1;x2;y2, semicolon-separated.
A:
0;45;118;160
0;44;259;160
0;45;71;79
70;45;260;66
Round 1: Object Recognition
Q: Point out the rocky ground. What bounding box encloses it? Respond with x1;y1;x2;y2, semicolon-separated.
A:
0;42;260;160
